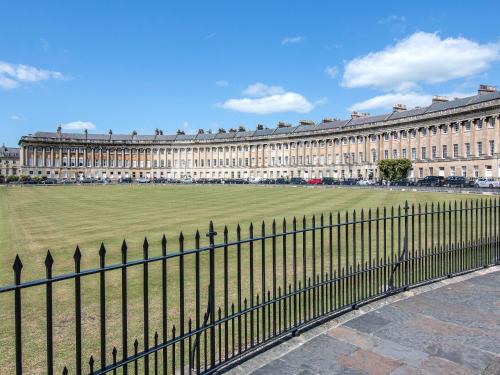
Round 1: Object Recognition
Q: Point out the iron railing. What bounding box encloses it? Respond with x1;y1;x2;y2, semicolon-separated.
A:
1;198;499;374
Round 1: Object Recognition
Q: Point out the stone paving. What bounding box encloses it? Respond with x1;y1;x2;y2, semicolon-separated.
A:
228;268;500;375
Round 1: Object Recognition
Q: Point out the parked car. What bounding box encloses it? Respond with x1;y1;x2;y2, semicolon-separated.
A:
341;178;359;185
275;178;289;185
307;178;323;185
474;177;500;188
388;179;412;186
444;176;469;188
416;176;444;187
321;177;339;185
289;177;307;185
357;179;376;186
136;177;151;183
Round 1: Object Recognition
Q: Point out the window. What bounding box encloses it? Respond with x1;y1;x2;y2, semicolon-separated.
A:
421;128;427;136
421;147;427;160
371;149;377;163
411;148;416;160
477;142;482;156
473;166;479;177
476;119;483;130
489;140;495;156
402;148;407;159
70;158;75;167
489;117;496;128
431;146;436;159
78;158;83;167
442;145;447;159
453;123;459;132
464;121;471;131
429;167;434;176
392;149;398;159
419;168;423;178
431;127;437;135
461;166;467;177
384;150;389;159
442;125;448;134
465;143;471;157
453;144;459;158
450;166;456;176
384;133;389;141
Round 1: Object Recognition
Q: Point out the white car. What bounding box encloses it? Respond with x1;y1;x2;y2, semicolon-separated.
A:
474;177;500;188
357;179;375;186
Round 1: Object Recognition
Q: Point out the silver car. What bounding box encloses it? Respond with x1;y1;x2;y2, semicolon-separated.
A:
474;177;500;188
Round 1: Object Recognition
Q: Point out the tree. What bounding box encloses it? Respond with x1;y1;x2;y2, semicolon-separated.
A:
377;159;412;181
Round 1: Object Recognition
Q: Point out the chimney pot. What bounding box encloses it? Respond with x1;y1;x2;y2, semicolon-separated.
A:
478;84;496;95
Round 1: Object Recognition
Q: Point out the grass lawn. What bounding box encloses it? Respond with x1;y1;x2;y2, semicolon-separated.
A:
0;184;488;374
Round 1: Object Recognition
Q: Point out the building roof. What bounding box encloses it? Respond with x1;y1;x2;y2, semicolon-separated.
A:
20;89;500;145
0;146;20;157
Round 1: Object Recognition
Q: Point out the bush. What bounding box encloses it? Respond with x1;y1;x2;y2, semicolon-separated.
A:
6;175;19;183
377;159;412;181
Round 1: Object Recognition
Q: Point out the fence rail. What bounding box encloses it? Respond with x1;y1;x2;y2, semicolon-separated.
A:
1;198;500;374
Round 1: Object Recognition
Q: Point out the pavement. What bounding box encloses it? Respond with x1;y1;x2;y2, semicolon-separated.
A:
227;267;500;375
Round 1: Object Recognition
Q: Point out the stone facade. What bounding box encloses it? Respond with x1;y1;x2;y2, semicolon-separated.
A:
0;145;20;178
18;86;500;181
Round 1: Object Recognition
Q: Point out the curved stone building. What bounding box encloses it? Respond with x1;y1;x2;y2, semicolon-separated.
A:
19;85;500;181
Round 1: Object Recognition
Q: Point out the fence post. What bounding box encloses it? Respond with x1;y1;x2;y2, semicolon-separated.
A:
45;251;54;375
207;221;217;368
404;201;409;290
13;255;23;375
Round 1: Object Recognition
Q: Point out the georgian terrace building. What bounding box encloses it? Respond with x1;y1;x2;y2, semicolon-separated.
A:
0;145;20;178
18;85;500;181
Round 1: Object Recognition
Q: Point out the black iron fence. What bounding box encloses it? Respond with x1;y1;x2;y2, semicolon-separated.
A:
1;198;500;375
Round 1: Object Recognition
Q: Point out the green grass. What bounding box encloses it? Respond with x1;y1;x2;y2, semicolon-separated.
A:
0;184;489;374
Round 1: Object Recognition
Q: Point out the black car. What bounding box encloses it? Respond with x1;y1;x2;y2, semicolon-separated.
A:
444;176;468;188
321;177;339;185
389;179;412;186
275;178;289;185
342;178;359;185
289;177;307;185
416;176;444;187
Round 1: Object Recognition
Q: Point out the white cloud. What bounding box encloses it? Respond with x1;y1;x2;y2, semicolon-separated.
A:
342;32;500;91
325;66;339;78
281;36;305;45
10;115;20;121
61;121;96;130
219;93;315;114
0;60;69;89
215;80;229;87
242;82;285;97
349;91;474;112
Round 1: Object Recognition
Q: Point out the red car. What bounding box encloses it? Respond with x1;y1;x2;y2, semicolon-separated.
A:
307;178;323;185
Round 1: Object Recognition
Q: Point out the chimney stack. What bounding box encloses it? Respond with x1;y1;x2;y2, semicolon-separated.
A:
351;111;369;119
392;104;407;112
299;120;315;126
478;84;496;95
432;96;448;104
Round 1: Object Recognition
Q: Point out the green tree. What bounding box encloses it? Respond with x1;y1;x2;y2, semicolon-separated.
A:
377;159;413;181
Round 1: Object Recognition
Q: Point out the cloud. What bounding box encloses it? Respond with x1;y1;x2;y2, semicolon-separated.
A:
61;121;96;130
281;36;306;45
218;83;317;114
215;80;229;87
349;91;474;112
242;82;285;97
10;115;20;121
0;60;69;89
325;65;339;78
342;32;500;91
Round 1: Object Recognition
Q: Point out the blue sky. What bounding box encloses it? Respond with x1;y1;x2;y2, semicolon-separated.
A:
1;1;500;145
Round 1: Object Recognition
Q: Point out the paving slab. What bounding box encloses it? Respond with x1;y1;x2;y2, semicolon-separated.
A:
225;267;500;374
